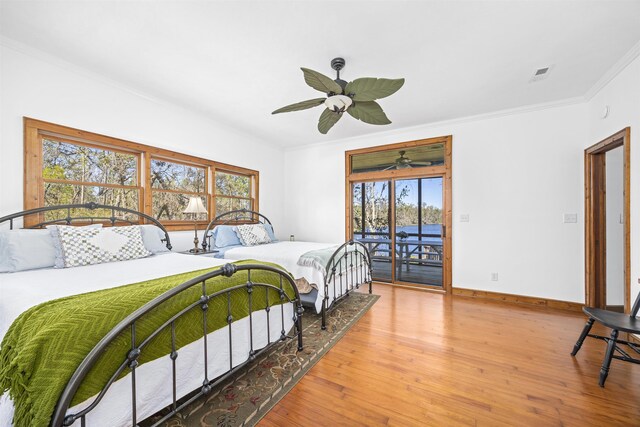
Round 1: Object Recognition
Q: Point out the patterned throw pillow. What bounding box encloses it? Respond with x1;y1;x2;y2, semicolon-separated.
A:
49;225;152;268
235;224;272;246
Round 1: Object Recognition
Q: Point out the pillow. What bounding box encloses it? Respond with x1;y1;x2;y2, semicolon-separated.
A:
49;225;151;268
140;224;170;254
213;225;242;248
235;224;272;246
0;232;11;273
0;225;101;273
263;223;278;242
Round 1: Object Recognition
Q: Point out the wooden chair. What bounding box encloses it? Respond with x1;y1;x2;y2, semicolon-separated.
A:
571;291;640;386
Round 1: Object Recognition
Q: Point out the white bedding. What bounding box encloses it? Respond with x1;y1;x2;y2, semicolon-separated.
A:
0;253;295;426
221;241;354;313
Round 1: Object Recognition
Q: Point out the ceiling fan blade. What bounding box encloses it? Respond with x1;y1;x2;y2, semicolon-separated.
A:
318;108;342;134
382;165;396;171
411;162;433;166
272;98;326;114
345;77;405;102
347;101;391;125
301;68;343;95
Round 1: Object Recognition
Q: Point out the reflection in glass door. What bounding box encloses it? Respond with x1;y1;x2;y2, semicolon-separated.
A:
394;178;443;286
352;181;391;281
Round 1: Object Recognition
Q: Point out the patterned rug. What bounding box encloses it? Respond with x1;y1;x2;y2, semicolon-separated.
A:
149;292;379;427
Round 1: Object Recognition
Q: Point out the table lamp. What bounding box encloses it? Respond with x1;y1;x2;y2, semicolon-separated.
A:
183;196;208;253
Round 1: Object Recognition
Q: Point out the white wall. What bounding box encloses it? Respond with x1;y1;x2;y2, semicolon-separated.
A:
587;54;640;307
283;103;588;302
0;43;285;251
606;147;624;306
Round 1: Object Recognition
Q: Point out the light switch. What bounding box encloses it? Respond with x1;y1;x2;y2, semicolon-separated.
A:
460;214;470;222
563;213;577;223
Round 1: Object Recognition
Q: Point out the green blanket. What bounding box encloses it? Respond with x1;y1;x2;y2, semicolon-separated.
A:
0;260;296;427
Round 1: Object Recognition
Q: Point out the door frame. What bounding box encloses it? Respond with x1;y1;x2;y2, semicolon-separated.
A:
584;127;631;312
345;135;452;293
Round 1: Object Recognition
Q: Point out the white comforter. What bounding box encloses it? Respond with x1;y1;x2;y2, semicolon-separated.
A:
0;253;294;426
221;241;345;313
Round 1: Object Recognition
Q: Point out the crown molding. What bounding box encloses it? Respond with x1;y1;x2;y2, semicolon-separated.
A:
584;38;640;101
0;35;285;150
285;96;585;152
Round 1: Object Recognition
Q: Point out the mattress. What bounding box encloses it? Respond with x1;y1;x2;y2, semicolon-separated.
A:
0;253;294;426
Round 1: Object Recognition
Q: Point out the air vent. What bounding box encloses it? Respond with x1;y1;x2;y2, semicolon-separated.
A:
530;65;554;82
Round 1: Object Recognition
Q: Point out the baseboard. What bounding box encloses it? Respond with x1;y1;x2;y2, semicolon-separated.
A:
452;288;584;312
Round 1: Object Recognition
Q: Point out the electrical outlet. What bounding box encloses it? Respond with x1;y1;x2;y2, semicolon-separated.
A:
563;213;577;223
491;273;498;281
460;214;470;222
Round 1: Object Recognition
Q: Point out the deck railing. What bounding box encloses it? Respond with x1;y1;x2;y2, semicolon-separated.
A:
354;229;443;265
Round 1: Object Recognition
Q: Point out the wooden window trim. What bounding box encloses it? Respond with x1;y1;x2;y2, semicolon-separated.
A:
24;117;259;230
344;135;452;293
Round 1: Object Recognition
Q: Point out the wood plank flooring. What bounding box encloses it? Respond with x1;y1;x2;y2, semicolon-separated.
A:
260;283;640;426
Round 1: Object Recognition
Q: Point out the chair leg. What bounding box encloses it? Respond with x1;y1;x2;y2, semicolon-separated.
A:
571;318;595;356
599;329;619;387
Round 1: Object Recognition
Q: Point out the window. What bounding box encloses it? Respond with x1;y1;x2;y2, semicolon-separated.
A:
215;170;253;215
24;118;259;230
41;137;140;221
151;158;207;221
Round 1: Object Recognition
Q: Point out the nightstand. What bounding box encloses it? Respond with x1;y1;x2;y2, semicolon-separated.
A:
179;249;219;256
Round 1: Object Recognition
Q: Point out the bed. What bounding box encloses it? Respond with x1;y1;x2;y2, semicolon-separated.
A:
201;209;372;330
0;203;303;427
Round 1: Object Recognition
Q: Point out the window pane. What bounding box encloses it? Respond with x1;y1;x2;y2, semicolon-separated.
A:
43;139;137;185
215;197;251;216
150;159;205;193
215;172;250;197
350;143;445;174
43;183;139;221
153;192;207;221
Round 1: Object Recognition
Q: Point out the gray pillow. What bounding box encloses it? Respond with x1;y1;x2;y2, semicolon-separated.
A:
2;228;67;272
140;224;171;254
48;224;104;268
49;225;150;268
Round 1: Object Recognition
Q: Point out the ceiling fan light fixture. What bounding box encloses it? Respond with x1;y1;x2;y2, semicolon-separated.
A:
324;95;352;112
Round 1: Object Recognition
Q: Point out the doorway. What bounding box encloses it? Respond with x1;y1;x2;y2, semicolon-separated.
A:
584;128;630;312
345;136;452;292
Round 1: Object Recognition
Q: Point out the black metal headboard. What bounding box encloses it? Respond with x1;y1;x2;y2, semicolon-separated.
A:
202;208;272;251
0;202;172;250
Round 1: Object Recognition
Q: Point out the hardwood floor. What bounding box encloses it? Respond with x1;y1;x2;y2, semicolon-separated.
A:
260;283;640;426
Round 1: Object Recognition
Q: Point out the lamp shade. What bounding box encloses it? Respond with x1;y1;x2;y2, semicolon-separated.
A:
183;197;207;215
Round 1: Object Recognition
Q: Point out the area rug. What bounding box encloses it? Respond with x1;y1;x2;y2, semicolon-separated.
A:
148;292;379;427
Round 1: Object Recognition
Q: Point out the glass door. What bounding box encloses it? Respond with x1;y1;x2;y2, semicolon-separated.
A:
352;177;444;286
394;177;443;286
352;180;392;281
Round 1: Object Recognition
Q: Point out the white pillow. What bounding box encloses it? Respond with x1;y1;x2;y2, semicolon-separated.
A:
49;225;151;268
140;224;171;254
235;224;272;246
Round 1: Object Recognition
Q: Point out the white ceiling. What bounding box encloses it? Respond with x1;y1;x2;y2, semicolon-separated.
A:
2;1;640;148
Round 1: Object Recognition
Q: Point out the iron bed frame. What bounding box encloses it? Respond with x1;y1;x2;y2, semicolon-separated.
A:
0;204;304;427
201;209;373;330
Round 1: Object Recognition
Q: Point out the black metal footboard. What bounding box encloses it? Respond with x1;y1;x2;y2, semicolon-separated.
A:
50;263;303;427
321;241;373;330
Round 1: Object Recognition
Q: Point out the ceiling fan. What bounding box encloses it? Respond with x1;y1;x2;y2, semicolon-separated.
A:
272;58;405;134
383;150;432;170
